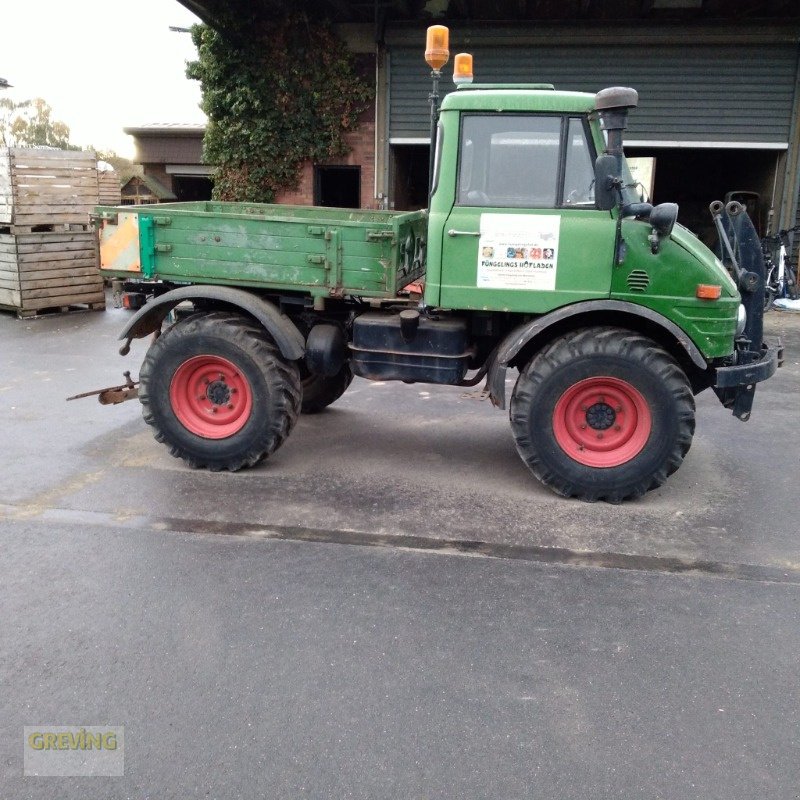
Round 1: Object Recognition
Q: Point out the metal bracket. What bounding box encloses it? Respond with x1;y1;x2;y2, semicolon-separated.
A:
366;230;395;242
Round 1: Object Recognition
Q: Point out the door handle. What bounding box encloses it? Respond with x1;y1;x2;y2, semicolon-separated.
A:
447;229;480;237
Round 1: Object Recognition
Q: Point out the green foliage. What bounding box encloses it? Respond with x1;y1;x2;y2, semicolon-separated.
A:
187;14;373;202
0;98;77;149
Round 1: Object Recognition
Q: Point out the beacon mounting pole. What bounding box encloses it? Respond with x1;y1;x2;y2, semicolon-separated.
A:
424;25;449;204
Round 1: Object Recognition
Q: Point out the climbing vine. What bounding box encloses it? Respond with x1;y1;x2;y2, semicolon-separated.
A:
187;13;373;203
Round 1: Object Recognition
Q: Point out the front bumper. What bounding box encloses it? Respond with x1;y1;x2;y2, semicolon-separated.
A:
712;337;783;421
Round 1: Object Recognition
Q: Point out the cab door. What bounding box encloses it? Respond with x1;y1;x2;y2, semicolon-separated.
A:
439;114;617;313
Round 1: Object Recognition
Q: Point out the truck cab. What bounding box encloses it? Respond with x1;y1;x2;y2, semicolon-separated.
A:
429;85;616;313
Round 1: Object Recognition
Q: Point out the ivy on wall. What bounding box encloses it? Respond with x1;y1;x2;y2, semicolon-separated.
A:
187;14;373;203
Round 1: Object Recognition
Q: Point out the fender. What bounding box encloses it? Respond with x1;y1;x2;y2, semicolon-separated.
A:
118;285;305;361
486;300;708;409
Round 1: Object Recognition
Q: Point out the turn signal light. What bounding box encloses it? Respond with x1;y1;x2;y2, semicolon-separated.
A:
696;284;722;300
425;25;450;70
453;52;473;85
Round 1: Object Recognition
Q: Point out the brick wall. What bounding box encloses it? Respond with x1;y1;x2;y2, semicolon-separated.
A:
275;98;376;209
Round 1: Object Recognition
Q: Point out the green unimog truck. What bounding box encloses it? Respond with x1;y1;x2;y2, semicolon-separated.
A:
91;38;780;503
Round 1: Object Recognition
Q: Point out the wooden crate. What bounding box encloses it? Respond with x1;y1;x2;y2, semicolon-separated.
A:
0;230;105;317
98;170;121;206
0;147;98;231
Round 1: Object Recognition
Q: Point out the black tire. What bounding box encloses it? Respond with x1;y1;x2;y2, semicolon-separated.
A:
139;311;301;471
509;327;695;503
300;364;353;414
786;263;799;301
763;267;777;311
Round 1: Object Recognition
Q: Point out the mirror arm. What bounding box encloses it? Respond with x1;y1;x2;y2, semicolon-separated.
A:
610;177;627;266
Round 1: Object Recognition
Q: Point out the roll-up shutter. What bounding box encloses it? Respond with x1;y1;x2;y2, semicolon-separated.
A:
389;44;798;145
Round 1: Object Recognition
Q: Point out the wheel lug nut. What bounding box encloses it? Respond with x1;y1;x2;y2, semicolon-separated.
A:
596;432;603;439
204;378;210;385
580;423;587;430
615;406;622;412
598;396;605;403
581;405;588;412
614;425;621;431
227;404;234;410
230;388;237;394
211;407;218;414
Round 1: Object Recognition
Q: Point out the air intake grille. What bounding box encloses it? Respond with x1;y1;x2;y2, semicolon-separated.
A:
627;270;650;292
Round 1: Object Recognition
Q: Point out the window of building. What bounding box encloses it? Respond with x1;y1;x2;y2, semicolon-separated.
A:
314;166;361;208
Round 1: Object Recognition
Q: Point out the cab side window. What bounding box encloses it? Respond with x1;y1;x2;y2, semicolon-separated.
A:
457;114;596;209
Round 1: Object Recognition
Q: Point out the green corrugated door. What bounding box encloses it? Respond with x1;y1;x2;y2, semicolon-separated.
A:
389;43;798;145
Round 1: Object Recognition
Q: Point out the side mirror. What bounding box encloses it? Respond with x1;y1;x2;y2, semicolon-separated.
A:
648;202;679;254
650;202;678;237
594;154;618;211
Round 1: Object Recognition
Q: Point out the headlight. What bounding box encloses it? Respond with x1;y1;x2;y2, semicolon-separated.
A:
736;303;747;336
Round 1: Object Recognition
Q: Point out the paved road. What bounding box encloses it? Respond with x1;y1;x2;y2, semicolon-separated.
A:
1;304;799;797
1;304;799;566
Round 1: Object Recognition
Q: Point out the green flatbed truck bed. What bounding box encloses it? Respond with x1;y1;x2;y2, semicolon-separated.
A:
96;201;427;299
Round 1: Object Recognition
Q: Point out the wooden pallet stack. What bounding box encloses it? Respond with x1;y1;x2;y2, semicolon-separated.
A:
0;147;106;318
98;168;121;206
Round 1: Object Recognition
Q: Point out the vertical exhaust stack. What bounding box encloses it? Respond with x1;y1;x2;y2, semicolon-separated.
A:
594;87;639;176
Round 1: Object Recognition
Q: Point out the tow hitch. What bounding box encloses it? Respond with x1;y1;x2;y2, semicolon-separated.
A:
67;371;139;405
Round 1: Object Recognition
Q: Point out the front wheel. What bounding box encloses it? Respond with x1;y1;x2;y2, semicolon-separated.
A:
139;311;301;470
510;327;696;502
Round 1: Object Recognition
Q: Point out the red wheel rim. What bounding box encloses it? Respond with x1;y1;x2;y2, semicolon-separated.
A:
552;376;652;468
169;355;253;439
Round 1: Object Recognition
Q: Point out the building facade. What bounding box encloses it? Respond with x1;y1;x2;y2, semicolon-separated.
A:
172;2;800;242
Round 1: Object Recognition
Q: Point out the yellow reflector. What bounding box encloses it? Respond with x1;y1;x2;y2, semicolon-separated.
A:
453;52;473;84
425;25;450;70
696;284;722;300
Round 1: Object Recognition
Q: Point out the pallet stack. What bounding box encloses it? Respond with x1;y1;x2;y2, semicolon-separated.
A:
0;147;106;318
98;168;121;206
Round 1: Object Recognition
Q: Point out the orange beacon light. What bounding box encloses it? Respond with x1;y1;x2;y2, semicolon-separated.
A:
425;25;450;71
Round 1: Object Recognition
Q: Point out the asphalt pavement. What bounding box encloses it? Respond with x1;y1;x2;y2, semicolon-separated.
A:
1;302;799;797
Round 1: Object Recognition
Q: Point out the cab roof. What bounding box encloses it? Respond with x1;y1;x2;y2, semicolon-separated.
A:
440;86;596;114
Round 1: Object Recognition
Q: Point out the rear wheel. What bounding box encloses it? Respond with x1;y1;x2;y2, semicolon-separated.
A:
139;311;301;470
510;327;695;502
300;365;353;414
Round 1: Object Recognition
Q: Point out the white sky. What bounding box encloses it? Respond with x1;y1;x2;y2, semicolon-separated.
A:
1;0;206;157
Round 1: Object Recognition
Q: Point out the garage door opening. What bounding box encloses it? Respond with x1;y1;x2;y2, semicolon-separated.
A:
626;147;785;248
391;145;429;211
314;166;361;208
